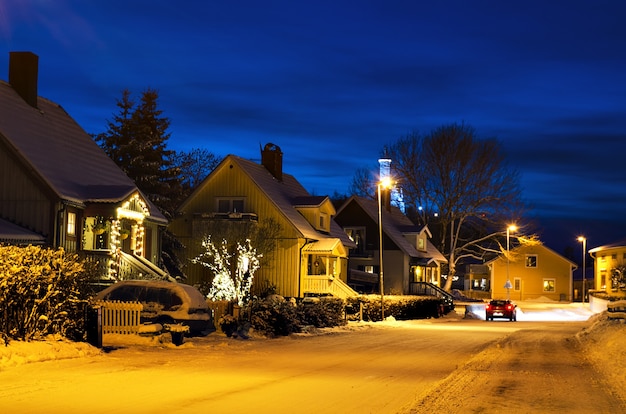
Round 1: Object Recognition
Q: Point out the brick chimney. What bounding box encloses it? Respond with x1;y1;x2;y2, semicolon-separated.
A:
261;142;283;181
9;51;39;108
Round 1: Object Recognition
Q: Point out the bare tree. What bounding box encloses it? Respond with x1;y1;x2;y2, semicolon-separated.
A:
348;166;377;199
172;148;221;198
386;123;526;291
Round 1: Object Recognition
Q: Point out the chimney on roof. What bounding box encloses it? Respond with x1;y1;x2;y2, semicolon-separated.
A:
9;51;39;108
261;142;283;181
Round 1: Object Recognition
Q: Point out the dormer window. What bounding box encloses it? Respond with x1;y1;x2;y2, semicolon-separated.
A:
418;237;425;251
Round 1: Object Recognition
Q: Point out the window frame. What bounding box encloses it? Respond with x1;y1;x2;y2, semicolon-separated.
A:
543;278;556;292
67;212;76;236
525;254;538;268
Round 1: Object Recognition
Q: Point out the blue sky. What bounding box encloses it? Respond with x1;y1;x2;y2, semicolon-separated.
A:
1;0;625;252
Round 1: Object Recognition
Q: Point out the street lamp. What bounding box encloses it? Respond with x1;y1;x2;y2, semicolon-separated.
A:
578;236;587;303
377;177;392;320
506;225;517;299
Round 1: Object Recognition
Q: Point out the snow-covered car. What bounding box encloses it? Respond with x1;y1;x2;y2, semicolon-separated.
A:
95;280;214;335
485;299;517;321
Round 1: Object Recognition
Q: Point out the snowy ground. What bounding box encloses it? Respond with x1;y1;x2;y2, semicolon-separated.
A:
1;300;625;412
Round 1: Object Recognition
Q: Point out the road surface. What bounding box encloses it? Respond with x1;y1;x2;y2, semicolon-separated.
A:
0;317;623;413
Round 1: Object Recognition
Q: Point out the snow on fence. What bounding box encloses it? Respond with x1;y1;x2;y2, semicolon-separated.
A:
96;300;143;335
607;300;626;320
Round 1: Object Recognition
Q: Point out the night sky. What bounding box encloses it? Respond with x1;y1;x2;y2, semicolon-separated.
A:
1;1;625;253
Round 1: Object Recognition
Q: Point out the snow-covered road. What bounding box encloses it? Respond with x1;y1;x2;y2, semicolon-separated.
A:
0;318;515;413
1;302;624;413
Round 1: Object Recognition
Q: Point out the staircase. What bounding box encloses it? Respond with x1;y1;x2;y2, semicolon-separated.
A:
303;275;359;299
115;251;172;281
409;281;455;310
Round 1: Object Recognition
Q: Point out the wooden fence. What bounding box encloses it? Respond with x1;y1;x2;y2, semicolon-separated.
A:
95;300;143;335
607;300;626;320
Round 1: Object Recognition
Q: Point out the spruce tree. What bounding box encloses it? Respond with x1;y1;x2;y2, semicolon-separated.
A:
95;88;182;218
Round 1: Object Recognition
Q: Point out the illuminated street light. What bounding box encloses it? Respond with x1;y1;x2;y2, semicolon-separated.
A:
506;225;517;300
578;236;587;303
377;177;393;320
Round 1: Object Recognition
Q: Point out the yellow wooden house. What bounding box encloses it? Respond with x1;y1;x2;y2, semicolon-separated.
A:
486;243;576;301
169;143;357;299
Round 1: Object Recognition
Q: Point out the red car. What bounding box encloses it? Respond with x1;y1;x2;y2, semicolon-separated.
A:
485;299;517;321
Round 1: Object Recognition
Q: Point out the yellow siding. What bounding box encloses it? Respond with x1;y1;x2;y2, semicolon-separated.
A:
491;244;573;301
0;145;52;236
170;159;305;296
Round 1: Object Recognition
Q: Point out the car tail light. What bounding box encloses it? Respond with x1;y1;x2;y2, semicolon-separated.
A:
506;304;514;311
485;304;491;311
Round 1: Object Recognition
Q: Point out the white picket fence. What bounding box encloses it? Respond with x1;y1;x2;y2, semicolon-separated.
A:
96;300;143;335
607;300;626;320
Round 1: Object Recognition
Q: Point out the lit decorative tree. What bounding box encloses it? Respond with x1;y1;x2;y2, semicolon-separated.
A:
192;237;261;305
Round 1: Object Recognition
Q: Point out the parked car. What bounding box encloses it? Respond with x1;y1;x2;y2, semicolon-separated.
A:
95;280;215;335
485;299;517;321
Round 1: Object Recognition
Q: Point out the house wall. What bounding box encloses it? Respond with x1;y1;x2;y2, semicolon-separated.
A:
490;244;573;301
0;141;54;241
169;160;304;296
383;250;408;294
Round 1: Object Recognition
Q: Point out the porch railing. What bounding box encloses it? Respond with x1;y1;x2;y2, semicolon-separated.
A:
303;275;358;299
408;281;455;307
117;251;171;281
82;250;170;281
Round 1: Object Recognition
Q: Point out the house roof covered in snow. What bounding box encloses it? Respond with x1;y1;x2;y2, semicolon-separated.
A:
0;52;166;223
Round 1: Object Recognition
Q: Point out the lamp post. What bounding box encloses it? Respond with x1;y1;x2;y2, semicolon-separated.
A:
506;225;517;299
377;177;392;320
578;236;587;303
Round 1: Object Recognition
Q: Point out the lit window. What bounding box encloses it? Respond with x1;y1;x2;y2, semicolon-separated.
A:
67;212;76;236
543;279;555;292
418;237;425;250
526;255;537;268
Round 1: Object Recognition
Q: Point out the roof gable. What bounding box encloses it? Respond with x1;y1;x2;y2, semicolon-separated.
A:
336;196;446;262
485;242;577;267
181;154;354;247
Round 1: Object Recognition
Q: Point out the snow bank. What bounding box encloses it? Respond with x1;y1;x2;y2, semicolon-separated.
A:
0;335;101;369
576;313;626;404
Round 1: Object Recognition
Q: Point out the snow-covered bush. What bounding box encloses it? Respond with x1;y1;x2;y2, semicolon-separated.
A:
246;296;301;338
298;297;346;328
0;245;92;342
346;295;445;322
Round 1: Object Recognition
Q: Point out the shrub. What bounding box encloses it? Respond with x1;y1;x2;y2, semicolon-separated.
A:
298;297;346;328
347;295;444;321
240;294;447;338
246;297;301;337
0;245;92;342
